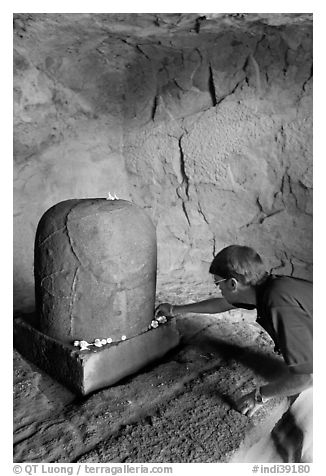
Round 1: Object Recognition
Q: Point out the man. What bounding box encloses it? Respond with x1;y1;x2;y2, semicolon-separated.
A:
155;245;313;462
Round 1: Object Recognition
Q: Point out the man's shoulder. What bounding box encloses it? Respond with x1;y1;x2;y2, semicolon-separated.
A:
262;275;312;307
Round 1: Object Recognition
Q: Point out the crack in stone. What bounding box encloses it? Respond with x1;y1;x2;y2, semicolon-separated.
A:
39;286;57;298
135;44;151;61
279;124;286;155
194;16;206;34
284;251;294;276
38;225;67;247
38;211;118;248
239;197;285;230
249;53;262;97
13;428;40;447
219;77;246;105
208;63;217;106
302;64;313;91
181;202;191;227
63;205;122;287
177;136;189;197
286;173;300;211
65;222;84;269
40;271;62;287
69;267;79;337
189;48;204;85
37;201;81;248
242;35;264;88
118;37;136;49
196;200;215;256
208;63;247;108
151;94;159;120
197;204;209;225
283;46;290;77
173;78;187;92
271;250;300;277
176;135;191;226
253;33;266;56
212;236;216;258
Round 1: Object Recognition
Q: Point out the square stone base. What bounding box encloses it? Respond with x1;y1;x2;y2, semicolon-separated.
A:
13;316;180;396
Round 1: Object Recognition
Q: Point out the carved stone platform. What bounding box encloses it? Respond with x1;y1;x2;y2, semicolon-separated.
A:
13;315;180;396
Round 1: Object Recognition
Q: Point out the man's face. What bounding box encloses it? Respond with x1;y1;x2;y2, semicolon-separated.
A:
213;274;243;304
214;275;233;301
214;274;256;309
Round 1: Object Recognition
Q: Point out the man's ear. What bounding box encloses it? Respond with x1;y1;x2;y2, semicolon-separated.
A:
230;278;238;291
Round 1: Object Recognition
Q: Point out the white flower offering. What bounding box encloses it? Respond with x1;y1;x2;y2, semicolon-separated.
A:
157;315;167;324
74;328;143;350
80;340;90;350
106;192;119;201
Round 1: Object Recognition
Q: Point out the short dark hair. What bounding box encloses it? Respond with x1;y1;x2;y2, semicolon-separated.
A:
209;245;268;286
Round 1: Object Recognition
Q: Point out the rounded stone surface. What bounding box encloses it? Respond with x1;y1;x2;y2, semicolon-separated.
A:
34;198;157;344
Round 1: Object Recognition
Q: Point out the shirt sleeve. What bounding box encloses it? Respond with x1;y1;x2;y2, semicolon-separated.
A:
269;305;313;374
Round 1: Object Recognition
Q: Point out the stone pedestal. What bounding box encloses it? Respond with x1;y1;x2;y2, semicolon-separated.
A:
14;315;180;395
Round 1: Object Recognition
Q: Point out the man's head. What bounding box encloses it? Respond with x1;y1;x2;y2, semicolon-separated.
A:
209;245;268;306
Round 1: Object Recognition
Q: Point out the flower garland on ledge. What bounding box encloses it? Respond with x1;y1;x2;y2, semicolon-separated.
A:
73;314;168;351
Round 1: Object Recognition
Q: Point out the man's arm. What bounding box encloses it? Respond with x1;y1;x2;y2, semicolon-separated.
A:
236;371;313;417
173;298;236;314
260;371;313;400
156;298;235;317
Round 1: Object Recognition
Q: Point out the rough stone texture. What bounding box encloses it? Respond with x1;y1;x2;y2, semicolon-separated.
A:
34;198;157;343
14;304;291;463
13;315;180;395
13;13;313;312
122;26;313;286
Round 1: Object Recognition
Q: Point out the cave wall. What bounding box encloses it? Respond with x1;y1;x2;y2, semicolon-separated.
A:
13;14;313;312
123;25;313;288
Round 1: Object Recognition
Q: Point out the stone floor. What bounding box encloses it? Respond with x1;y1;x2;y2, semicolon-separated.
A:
13;289;290;463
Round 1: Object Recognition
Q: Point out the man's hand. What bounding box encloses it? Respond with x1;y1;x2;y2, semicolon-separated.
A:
155;303;174;318
235;390;263;417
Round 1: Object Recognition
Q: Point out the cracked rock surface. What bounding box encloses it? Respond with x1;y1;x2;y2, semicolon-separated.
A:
14;13;312;312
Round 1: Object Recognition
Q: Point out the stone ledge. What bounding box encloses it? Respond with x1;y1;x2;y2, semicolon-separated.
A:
13;317;180;395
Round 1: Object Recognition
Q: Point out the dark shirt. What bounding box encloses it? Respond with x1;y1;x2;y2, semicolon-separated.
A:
255;275;313;374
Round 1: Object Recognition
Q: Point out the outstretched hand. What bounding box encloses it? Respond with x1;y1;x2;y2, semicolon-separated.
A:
155;303;174;318
235;390;262;417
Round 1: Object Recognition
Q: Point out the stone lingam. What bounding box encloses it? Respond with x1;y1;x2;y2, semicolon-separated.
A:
14;198;180;395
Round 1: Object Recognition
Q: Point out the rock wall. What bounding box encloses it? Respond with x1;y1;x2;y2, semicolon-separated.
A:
13;14;313;312
14;15;130;311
